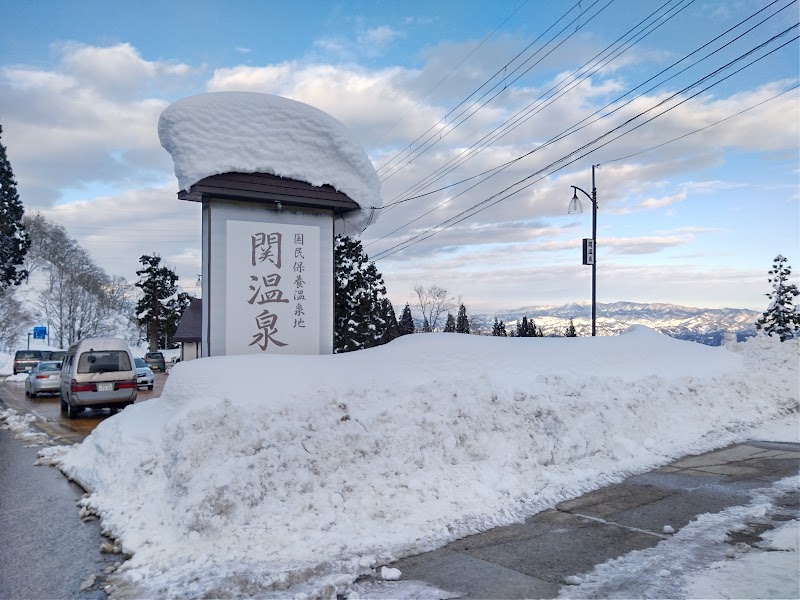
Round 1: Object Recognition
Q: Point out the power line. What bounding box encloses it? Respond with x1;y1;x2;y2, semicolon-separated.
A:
598;84;799;165
381;0;696;210
366;0;532;152
366;0;795;247
370;29;799;261
375;0;609;179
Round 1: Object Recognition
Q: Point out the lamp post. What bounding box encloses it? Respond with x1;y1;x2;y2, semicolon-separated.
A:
568;165;597;336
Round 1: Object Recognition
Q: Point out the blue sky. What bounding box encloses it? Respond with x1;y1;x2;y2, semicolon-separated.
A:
0;0;798;312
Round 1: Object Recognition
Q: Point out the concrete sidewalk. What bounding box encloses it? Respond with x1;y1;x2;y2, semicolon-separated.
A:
373;440;800;599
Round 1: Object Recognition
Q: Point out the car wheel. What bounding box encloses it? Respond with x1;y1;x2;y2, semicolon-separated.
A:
60;394;67;413
24;387;30;397
66;399;80;419
148;385;153;391
109;407;118;415
30;391;37;399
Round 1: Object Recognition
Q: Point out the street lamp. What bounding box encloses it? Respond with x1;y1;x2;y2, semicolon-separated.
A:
568;165;598;337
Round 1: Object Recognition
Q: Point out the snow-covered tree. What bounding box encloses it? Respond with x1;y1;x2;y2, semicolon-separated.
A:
455;303;470;334
334;235;397;352
135;254;190;351
443;313;456;332
0;123;30;289
756;255;800;342
564;318;578;337
398;303;415;336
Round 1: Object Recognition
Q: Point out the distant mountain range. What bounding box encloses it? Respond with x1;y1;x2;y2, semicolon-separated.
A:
463;301;760;346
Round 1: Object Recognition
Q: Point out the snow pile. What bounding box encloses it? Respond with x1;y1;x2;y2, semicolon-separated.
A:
49;328;799;598
0;408;50;445
158;92;381;235
559;475;800;599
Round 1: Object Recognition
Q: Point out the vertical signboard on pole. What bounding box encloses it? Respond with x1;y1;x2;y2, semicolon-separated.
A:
582;238;595;266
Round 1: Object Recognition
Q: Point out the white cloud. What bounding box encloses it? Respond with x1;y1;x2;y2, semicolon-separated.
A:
1;31;796;311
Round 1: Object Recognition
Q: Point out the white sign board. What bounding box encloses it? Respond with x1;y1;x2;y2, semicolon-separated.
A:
225;220;321;355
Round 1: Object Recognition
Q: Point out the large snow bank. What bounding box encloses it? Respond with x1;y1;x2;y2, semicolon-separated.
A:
48;328;799;598
158;92;381;235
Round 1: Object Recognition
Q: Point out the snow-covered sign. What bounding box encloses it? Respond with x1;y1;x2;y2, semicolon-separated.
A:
225;221;320;355
158;92;381;235
158;92;379;356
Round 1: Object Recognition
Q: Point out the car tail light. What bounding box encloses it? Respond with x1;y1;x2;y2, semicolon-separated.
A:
71;380;96;393
36;374;49;379
115;380;137;390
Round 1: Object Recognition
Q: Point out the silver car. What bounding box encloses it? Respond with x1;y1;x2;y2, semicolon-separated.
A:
25;361;63;398
134;357;155;391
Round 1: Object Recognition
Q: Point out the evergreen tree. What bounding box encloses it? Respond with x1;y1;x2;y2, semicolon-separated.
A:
377;298;400;345
398;303;415;336
334;235;396;352
135;254;189;351
455;303;470;334
443;313;456;332
498;320;508;337
564;318;578;337
491;317;510;337
755;254;800;341
517;316;531;337
532;320;544;337
0;124;30;289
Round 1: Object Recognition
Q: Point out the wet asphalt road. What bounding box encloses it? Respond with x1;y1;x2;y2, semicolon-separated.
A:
0;375;167;599
0;426;120;599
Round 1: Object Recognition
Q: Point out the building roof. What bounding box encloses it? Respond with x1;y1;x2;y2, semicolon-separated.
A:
174;298;202;343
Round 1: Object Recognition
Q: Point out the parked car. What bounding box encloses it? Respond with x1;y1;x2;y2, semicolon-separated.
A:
144;351;166;372
13;350;47;375
25;361;63;398
134;358;155;390
59;338;137;418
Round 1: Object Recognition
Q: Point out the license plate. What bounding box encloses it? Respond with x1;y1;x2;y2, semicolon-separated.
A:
97;382;113;392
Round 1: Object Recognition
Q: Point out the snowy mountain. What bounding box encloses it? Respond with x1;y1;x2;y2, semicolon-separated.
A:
468;301;760;345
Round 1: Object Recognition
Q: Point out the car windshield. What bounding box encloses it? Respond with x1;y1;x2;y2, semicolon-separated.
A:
77;350;132;374
146;353;163;359
15;351;42;359
134;358;146;368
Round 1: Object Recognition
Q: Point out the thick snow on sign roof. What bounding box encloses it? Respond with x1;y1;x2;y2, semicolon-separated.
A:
158;92;381;235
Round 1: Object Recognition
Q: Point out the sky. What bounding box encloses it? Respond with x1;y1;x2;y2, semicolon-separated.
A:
0;0;798;313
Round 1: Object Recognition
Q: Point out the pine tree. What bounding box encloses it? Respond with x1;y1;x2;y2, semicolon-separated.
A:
531;320;544;337
398;303;415;336
377;298;400;345
755;254;800;341
517;316;531;337
334;235;396;352
135;254;189;350
564;318;578;337
492;317;501;336
455;303;470;334
443;313;456;332
498;320;508;337
0;124;30;289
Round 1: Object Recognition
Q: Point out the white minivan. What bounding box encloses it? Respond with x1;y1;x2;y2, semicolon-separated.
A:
60;338;138;418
